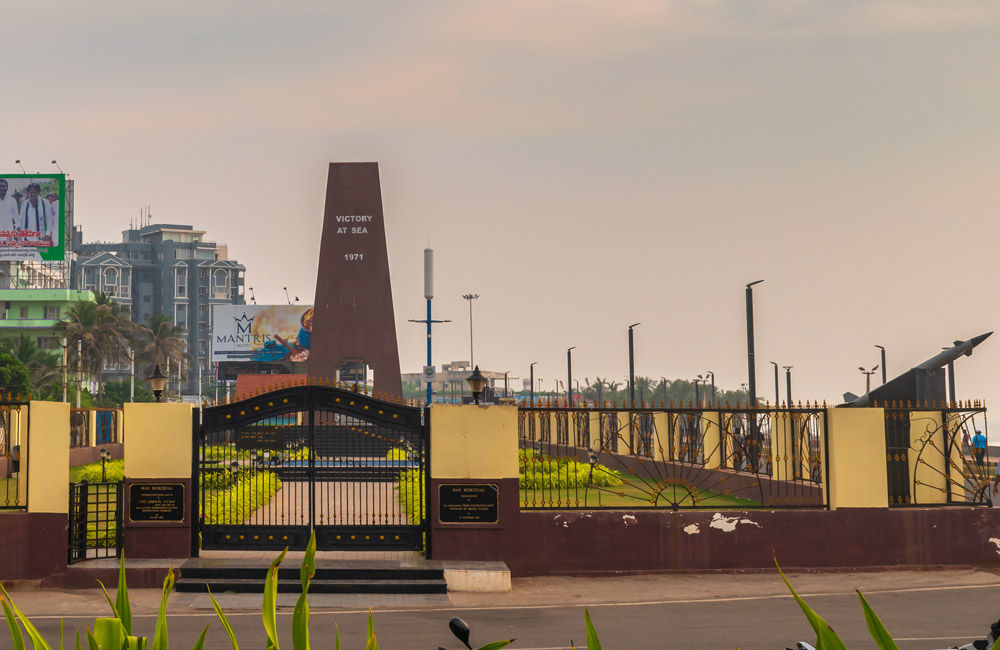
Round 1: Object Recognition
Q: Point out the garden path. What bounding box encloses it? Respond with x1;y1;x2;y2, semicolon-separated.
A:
242;480;405;526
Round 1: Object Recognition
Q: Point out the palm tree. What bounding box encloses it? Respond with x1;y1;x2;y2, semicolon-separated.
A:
58;299;134;401
0;335;60;396
136;313;189;382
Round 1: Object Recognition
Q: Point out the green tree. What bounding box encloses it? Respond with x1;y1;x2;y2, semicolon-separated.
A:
58;299;134;402
100;380;155;407
0;351;30;398
0;335;60;396
135;313;189;380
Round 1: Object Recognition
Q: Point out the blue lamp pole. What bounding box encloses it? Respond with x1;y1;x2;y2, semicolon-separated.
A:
408;248;450;405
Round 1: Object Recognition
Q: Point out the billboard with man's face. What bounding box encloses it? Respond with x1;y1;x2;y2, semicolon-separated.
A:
212;305;314;364
0;174;65;261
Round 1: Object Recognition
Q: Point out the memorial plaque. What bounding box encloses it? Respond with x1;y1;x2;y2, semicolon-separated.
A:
128;483;186;523
438;483;499;524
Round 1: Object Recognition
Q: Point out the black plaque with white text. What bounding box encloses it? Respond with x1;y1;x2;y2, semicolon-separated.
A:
128;483;186;523
438;483;499;524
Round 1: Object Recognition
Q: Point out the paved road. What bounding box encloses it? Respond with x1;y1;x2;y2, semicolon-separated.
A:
3;569;1000;649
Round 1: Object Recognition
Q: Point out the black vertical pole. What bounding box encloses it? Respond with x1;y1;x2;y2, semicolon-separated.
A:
745;281;763;407
628;324;640;407
567;347;575;407
947;360;956;404
772;362;779;404
745;281;763;472
786;367;793;405
530;364;535;406
191;408;201;558
879;346;887;384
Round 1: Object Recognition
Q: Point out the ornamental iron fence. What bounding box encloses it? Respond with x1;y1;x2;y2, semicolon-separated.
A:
882;401;992;506
518;403;827;510
0;404;26;510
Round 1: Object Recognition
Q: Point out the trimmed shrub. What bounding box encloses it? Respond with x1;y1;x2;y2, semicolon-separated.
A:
86;521;119;548
203;470;282;525
396;469;424;524
386;447;410;461
77;459;125;483
519;450;622;488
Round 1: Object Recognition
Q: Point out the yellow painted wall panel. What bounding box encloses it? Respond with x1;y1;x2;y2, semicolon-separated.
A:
124;403;193;479
826;408;888;509
430;405;519;479
27;401;69;513
909;411;946;504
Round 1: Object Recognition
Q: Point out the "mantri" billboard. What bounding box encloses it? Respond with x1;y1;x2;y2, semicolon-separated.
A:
211;305;313;364
0;174;65;261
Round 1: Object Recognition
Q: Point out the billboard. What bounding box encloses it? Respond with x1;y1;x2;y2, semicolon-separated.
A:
212;305;314;364
0;174;65;261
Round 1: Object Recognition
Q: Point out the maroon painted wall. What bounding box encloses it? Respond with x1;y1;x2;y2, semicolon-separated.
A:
69;442;124;468
512;508;1000;575
431;507;1000;576
0;513;67;580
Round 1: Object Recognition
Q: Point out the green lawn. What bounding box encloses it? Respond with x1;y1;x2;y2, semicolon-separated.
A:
520;474;760;509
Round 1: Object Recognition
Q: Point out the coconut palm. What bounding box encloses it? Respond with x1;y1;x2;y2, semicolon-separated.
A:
0;334;61;396
135;313;189;381
58;299;134;401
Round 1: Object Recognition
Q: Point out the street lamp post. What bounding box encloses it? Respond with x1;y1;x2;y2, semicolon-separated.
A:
503;371;509;398
783;366;793;405
859;365;879;395
463;293;479;367
466;366;487;405
745;280;764;407
875;345;886;384
148;365;168;403
706;371;715;408
567;346;576;407
694;376;702;407
530;362;538;406
770;361;779;404
628;323;640;407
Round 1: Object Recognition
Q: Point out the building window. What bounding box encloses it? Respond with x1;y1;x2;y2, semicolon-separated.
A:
174;249;192;260
175;303;188;330
102;266;120;297
43;306;60;320
199;304;208;318
198;268;208;280
213;270;229;299
174;267;188;298
19;306;29;319
37;337;59;350
198;286;207;297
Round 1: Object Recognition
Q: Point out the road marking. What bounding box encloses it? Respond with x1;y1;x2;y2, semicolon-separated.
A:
17;581;1000;620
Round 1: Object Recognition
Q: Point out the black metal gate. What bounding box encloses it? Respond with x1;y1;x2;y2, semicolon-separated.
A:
68;480;124;564
196;384;427;552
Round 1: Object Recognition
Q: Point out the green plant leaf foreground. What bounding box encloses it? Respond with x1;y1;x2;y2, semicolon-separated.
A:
148;568;174;650
1;597;26;650
93;617;122;650
116;554;133;636
477;641;514;650
292;532;317;650
365;609;379;650
263;548;287;650
584;607;603;650
190;625;210;650
208;587;241;650
775;560;847;650
857;590;900;650
0;579;54;650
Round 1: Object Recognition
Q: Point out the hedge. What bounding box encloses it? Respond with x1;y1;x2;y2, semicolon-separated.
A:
77;459;125;483
203;470;282;525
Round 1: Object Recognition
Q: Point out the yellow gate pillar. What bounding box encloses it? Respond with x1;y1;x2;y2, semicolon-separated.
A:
123;403;194;559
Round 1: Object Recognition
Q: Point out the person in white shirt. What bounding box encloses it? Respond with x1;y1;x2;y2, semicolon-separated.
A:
17;183;54;243
0;179;19;231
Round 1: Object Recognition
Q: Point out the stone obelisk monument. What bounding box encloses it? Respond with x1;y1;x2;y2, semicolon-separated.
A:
308;162;403;398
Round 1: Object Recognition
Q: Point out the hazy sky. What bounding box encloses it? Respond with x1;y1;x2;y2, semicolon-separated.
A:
3;1;999;405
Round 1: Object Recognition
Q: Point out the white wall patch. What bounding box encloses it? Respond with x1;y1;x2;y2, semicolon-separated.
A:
709;513;762;532
683;524;701;535
989;538;1000;555
623;514;637;527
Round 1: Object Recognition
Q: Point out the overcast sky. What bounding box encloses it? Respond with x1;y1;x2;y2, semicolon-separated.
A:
3;1;999;406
